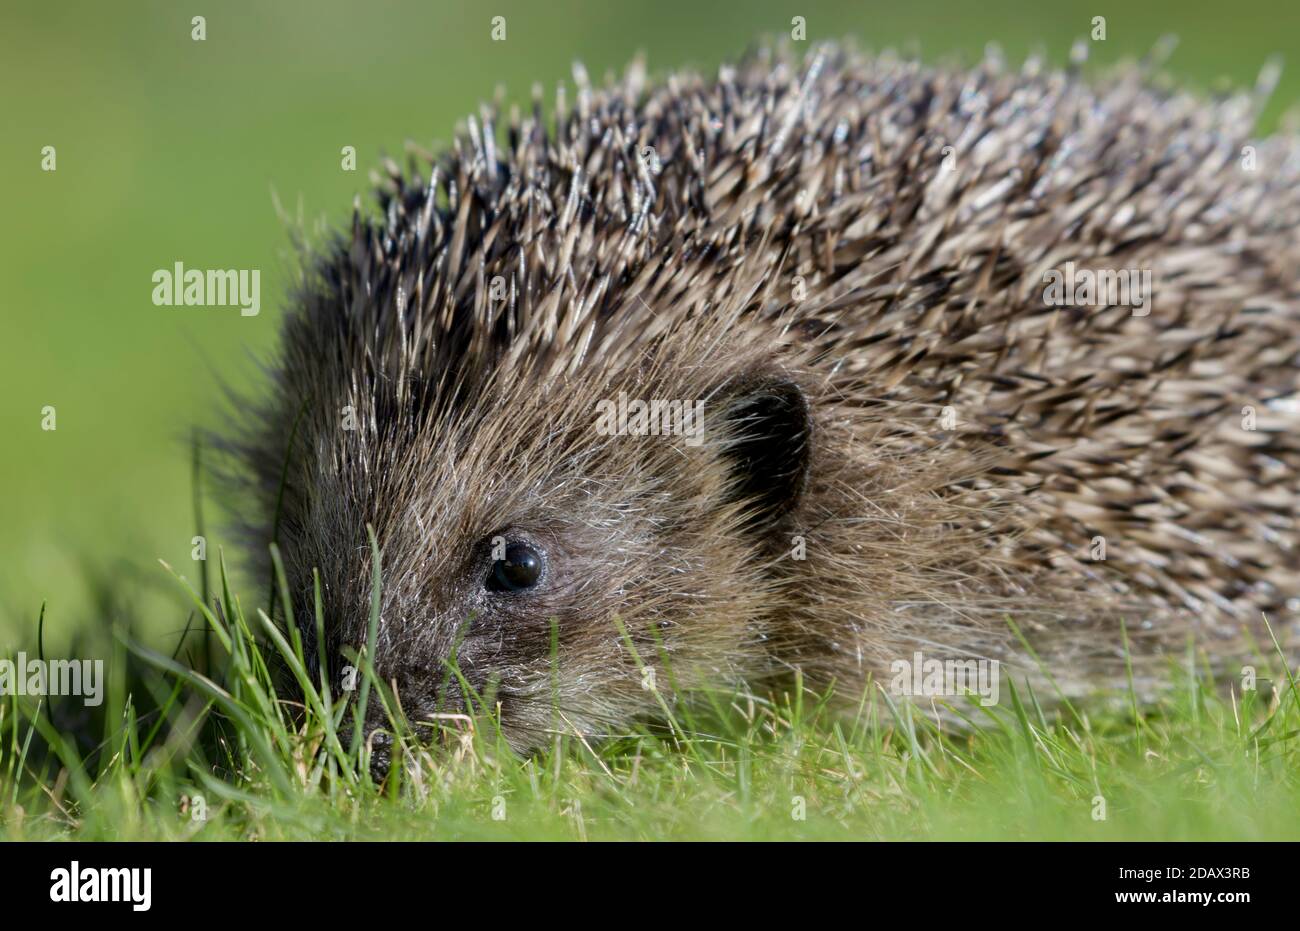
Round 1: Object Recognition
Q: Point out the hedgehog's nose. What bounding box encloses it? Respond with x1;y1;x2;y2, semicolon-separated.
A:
334;691;398;780
365;730;394;781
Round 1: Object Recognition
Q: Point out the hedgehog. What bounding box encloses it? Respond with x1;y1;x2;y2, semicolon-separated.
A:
225;41;1300;760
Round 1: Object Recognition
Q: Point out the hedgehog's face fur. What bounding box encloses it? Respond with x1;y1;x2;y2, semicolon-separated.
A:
262;316;820;755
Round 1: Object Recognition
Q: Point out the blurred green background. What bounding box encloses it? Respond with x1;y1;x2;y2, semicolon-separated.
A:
2;0;1297;650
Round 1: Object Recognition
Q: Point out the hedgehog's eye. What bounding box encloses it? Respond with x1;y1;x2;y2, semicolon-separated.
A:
488;542;543;592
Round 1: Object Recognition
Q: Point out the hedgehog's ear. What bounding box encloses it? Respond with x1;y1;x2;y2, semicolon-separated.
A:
714;376;812;528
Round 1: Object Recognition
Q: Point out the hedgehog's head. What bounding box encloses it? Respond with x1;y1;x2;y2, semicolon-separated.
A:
271;326;815;760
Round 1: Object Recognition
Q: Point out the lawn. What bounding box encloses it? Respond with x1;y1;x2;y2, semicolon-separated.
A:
4;540;1299;841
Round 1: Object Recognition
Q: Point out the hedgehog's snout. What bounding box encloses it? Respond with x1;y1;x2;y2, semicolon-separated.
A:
364;728;393;781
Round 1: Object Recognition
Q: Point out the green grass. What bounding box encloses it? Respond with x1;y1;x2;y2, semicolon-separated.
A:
4;534;1299;841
